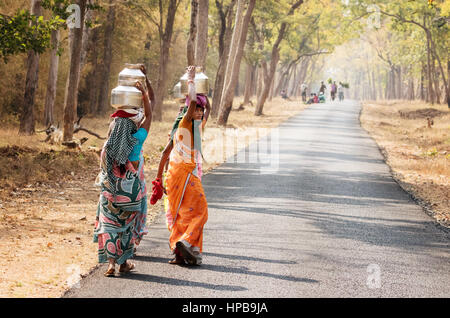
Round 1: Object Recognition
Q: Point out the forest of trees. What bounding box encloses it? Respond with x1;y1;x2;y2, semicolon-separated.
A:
0;0;448;139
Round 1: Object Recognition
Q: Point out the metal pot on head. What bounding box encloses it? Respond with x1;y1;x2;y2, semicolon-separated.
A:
173;82;183;99
180;66;209;95
118;64;146;87
111;64;146;109
111;85;143;109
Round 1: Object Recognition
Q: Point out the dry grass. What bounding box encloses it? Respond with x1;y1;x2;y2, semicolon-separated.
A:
0;96;307;298
361;100;450;227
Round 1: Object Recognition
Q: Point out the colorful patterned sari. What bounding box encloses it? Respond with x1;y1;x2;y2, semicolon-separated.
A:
93;147;148;265
165;116;208;257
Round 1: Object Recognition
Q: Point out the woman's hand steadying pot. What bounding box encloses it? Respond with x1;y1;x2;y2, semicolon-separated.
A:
135;81;145;93
187;65;196;82
140;64;147;76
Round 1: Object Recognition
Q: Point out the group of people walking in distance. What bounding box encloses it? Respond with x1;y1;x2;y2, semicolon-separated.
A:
298;81;345;104
94;65;210;277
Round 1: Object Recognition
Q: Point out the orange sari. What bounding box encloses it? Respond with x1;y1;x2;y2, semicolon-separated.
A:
165;116;208;254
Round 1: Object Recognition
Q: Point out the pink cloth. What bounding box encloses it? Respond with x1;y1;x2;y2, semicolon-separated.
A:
186;94;207;108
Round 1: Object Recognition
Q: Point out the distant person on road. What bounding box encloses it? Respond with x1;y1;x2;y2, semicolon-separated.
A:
331;81;337;101
281;89;291;101
338;84;344;101
301;83;308;102
163;66;210;266
319;81;327;95
319;92;326;103
313;93;319;104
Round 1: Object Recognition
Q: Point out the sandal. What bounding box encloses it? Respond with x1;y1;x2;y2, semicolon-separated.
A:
104;267;115;277
169;255;185;265
176;241;197;266
119;260;136;273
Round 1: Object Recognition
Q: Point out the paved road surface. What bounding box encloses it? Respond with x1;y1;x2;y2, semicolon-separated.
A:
65;100;449;298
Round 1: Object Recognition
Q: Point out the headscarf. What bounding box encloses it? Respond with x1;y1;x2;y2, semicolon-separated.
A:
185;94;207;109
111;109;144;127
104;117;138;197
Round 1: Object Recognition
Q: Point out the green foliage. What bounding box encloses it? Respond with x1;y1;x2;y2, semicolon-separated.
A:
0;9;63;62
0;1;103;63
339;82;350;89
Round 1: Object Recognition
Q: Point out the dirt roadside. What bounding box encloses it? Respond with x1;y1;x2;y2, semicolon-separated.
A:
360;100;449;229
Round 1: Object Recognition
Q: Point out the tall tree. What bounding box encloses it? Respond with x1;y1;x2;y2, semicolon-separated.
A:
19;0;44;135
154;0;181;121
63;0;87;141
187;0;199;66
254;0;304;116
217;0;255;126
211;0;237;118
195;0;209;69
97;0;116;114
43;28;60;126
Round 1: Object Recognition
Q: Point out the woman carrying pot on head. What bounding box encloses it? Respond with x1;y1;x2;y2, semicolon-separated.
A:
94;66;154;277
153;66;210;266
151;92;210;205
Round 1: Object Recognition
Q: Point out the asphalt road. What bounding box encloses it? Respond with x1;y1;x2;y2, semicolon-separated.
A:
65;100;450;298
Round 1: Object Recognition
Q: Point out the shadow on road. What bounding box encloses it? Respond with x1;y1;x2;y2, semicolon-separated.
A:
203;251;297;264
133;253;315;284
115;272;247;292
194;263;319;284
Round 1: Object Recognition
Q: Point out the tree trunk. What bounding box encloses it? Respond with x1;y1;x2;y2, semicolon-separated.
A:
432;57;441;104
19;0;43;135
421;62;425;101
63;0;87;141
289;64;298;96
243;62;254;105
195;0;209;69
44;28;60;126
295;58;309;96
217;0;256;126
274;63;291;97
448;59;450;108
211;0;236;118
268;66;277;101
254;40;280;115
256;65;263;100
220;0;245;103
254;51;279;116
88;26;100;114
187;0;199;66
153;0;179;121
97;0;116;114
371;70;377;100
407;78;415;100
396;66;402;99
428;27;449;107
426;27;435;104
80;2;92;70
